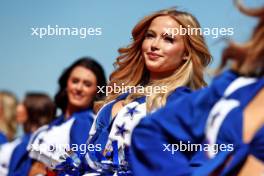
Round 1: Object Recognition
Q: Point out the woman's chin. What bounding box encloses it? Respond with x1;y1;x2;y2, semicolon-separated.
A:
146;64;163;73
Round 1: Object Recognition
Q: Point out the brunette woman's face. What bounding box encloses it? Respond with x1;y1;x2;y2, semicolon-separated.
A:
66;66;97;110
142;16;186;79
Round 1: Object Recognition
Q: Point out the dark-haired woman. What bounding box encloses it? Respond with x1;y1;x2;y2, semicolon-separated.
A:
0;92;56;176
28;57;106;175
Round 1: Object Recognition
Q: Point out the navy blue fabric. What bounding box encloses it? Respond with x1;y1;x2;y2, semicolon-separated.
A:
48;114;66;128
194;77;264;176
130;70;239;176
62;108;95;174
0;131;7;144
8;108;94;176
8;133;32;176
88;87;192;166
88;93;131;162
70;108;95;163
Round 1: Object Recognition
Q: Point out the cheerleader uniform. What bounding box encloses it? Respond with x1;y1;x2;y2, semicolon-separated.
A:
0;111;81;176
193;74;264;175
85;86;191;175
0;132;7;145
8;133;32;176
28;108;95;174
130;70;241;176
0;137;21;176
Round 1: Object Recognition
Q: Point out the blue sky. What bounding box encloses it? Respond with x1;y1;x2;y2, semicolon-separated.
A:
0;0;262;100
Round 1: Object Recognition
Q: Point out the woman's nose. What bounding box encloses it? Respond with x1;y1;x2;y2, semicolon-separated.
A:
150;38;160;51
76;83;83;91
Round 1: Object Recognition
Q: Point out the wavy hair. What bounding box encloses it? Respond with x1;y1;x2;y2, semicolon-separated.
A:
217;0;264;76
96;8;212;112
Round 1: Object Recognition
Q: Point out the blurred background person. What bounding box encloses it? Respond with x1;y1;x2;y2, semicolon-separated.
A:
28;57;106;175
15;101;28;138
0;91;18;143
0;92;56;176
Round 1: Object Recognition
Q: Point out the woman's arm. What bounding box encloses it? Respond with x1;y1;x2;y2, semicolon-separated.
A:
130;92;206;176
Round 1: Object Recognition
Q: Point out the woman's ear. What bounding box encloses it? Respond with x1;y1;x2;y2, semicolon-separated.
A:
183;52;190;61
182;49;190;61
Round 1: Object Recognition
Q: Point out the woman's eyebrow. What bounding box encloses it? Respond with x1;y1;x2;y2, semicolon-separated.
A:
146;29;155;33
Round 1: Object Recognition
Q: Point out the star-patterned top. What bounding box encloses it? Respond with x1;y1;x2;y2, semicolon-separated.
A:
115;122;129;139
125;106;140;120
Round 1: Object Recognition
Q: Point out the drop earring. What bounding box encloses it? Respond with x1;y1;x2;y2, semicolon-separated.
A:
183;56;188;61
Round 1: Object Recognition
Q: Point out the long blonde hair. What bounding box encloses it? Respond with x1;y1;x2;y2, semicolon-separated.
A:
0;91;17;140
217;0;264;76
96;8;212;112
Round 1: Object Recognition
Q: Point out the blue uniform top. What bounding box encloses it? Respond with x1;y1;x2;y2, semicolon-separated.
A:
194;74;264;176
130;70;251;176
86;87;191;174
27;108;95;173
0;132;7;145
8;133;32;176
6;113;71;176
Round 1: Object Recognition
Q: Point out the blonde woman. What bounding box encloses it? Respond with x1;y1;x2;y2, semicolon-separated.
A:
0;91;17;142
82;7;212;175
131;1;264;176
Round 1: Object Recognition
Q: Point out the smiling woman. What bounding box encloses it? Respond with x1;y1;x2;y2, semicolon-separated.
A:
55;58;106;117
98;8;212;112
142;16;187;80
83;7;212;175
130;2;264;176
26;57;107;175
65;66;97;117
